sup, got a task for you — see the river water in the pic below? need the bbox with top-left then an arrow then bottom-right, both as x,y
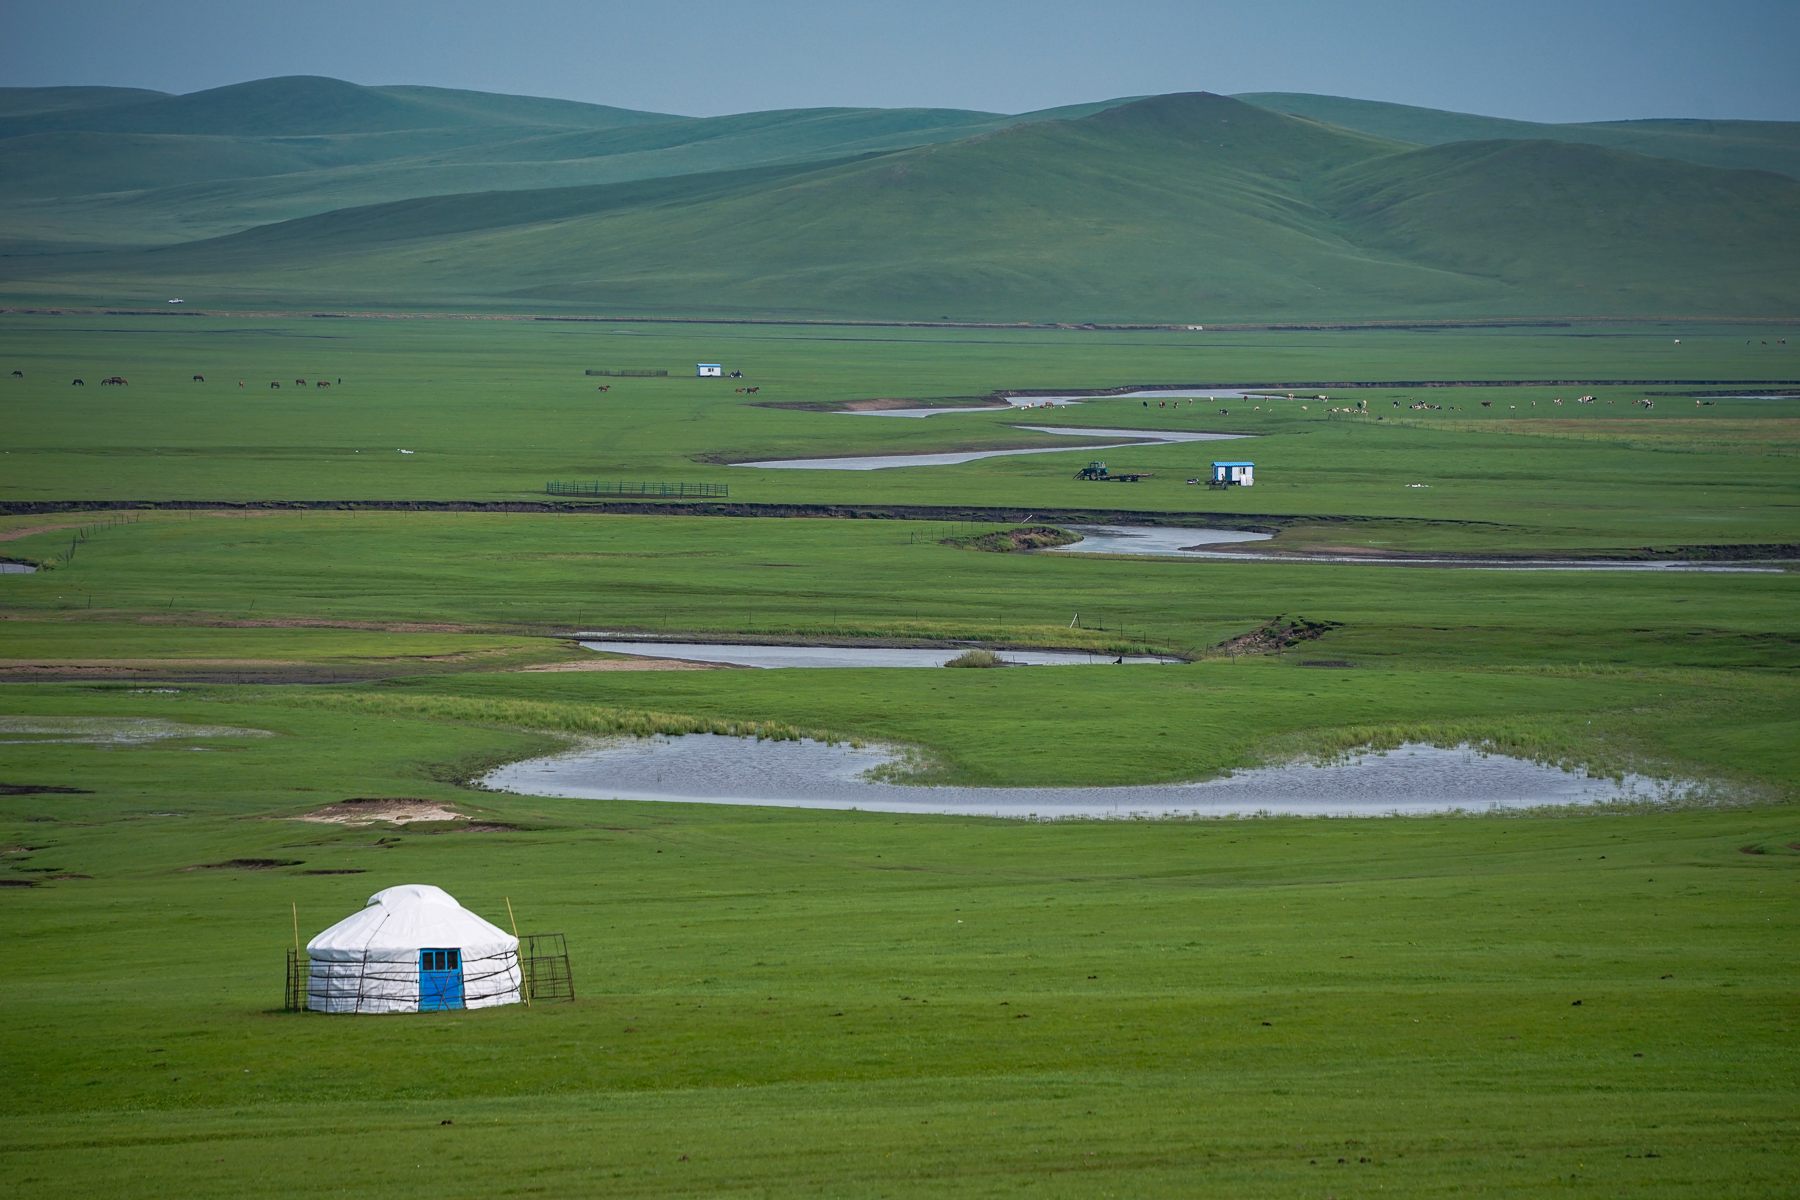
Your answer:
1046,526 -> 1783,571
577,641 -> 1170,667
482,736 -> 1675,818
736,425 -> 1249,470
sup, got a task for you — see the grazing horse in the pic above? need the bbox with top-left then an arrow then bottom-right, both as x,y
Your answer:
295,379 -> 307,386
193,375 -> 205,382
1480,401 -> 1492,407
71,378 -> 84,386
101,376 -> 129,386
315,381 -> 329,388
744,386 -> 759,394
9,370 -> 20,377
595,384 -> 609,391
270,381 -> 281,389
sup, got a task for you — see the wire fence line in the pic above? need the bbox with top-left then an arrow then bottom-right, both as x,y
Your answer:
546,480 -> 729,497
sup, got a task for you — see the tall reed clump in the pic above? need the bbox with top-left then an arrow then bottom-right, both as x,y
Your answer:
944,649 -> 1005,668
260,690 -> 830,743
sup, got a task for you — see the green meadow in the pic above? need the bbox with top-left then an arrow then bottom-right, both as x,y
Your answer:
2,310 -> 1798,1196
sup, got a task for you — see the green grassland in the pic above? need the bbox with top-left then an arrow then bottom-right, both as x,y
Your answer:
1,683 -> 1796,1197
2,153 -> 1798,1194
2,315 -> 1796,552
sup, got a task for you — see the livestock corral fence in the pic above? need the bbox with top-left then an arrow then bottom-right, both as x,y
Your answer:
546,480 -> 730,498
586,368 -> 668,377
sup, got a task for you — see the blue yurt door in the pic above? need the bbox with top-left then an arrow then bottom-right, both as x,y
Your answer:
419,948 -> 465,1011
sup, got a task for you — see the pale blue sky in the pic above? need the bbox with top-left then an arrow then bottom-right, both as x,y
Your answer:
2,0 -> 1795,123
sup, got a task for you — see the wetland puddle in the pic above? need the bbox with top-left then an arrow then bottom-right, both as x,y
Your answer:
577,641 -> 1168,667
483,737 -> 1675,818
0,716 -> 273,744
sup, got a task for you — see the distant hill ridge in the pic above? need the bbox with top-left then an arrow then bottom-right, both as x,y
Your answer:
0,75 -> 684,138
2,80 -> 1795,321
1235,92 -> 1800,181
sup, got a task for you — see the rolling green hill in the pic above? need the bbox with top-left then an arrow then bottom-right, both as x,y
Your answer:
0,75 -> 680,139
3,82 -> 1796,320
1237,92 -> 1800,180
0,77 -> 1136,251
33,91 -> 1796,322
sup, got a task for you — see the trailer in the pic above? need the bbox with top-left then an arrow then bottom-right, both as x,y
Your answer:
1075,460 -> 1154,482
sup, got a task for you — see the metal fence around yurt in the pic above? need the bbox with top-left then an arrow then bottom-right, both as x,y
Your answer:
521,933 -> 576,1003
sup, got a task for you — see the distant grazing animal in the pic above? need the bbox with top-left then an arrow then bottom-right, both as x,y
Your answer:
9,370 -> 20,377
596,384 -> 610,391
315,381 -> 329,388
295,379 -> 307,386
1480,401 -> 1492,407
192,375 -> 204,382
71,378 -> 84,386
101,376 -> 128,386
270,382 -> 280,389
744,386 -> 759,394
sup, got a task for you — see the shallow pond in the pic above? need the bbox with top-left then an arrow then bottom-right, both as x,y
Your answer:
578,641 -> 1168,667
1049,525 -> 1273,556
483,736 -> 1675,818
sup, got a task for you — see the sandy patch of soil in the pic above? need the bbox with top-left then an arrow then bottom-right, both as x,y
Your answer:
0,520 -> 103,542
519,656 -> 732,672
293,798 -> 466,825
134,616 -> 473,632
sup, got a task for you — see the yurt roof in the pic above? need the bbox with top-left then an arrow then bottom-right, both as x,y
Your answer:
307,884 -> 518,962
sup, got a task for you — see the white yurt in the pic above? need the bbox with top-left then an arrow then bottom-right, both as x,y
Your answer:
306,884 -> 522,1014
